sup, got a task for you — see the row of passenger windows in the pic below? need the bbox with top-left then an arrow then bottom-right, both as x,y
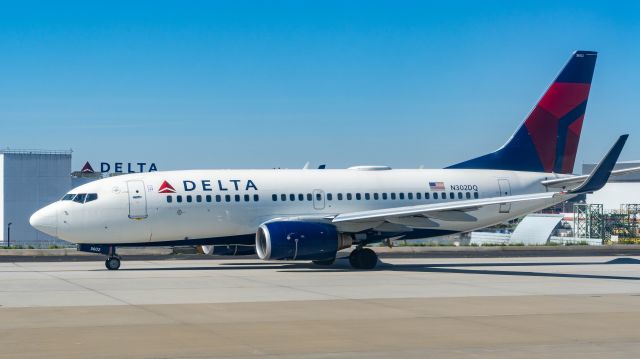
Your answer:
167,194 -> 260,203
61,193 -> 98,204
271,191 -> 479,201
166,191 -> 480,204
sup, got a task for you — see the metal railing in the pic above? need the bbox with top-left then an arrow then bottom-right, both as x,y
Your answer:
0,148 -> 73,156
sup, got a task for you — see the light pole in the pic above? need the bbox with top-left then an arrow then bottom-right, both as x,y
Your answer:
7,222 -> 12,248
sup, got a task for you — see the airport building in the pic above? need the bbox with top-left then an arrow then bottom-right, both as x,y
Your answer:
0,150 -> 72,246
585,161 -> 640,211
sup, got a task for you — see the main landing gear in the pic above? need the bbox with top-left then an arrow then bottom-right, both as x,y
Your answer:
349,247 -> 378,269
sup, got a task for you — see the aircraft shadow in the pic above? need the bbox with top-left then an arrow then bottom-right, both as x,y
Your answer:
278,257 -> 640,281
115,257 -> 640,281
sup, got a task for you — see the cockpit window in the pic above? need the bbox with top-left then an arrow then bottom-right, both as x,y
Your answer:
64,193 -> 98,203
73,193 -> 87,203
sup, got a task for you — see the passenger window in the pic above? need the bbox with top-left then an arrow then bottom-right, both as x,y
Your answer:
187,195 -> 192,203
356,193 -> 361,200
244,194 -> 250,202
425,192 -> 430,199
85,193 -> 98,203
281,194 -> 287,201
298,194 -> 304,201
272,194 -> 278,201
466,192 -> 471,199
206,195 -> 212,202
216,195 -> 222,202
390,193 -> 396,200
408,193 -> 413,200
316,193 -> 322,201
416,193 -> 421,200
290,194 -> 295,201
382,193 -> 387,200
327,193 -> 333,201
365,193 -> 370,200
177,195 -> 183,203
254,194 -> 259,202
235,194 -> 241,202
337,193 -> 343,200
196,195 -> 202,202
399,193 -> 405,200
458,192 -> 463,199
474,192 -> 479,199
166,196 -> 172,203
73,193 -> 87,203
307,193 -> 312,201
449,192 -> 455,199
433,193 -> 438,199
347,193 -> 353,200
373,193 -> 379,200
225,195 -> 231,202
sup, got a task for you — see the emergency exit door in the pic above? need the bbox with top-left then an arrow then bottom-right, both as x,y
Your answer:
127,180 -> 148,219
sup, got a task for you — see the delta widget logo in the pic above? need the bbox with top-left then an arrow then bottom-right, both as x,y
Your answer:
81,161 -> 95,174
158,181 -> 176,194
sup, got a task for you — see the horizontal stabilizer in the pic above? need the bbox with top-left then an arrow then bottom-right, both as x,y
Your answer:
542,165 -> 640,188
569,134 -> 628,194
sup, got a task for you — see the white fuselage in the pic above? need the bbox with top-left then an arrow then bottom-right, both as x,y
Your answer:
30,167 -> 571,245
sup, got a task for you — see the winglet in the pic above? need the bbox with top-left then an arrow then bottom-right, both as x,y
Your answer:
569,134 -> 629,194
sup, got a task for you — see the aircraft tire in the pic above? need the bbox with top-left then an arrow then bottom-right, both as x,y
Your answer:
349,249 -> 362,268
105,257 -> 121,270
357,248 -> 378,269
349,248 -> 378,269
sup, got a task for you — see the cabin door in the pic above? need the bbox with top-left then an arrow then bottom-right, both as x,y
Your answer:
498,179 -> 511,213
127,180 -> 148,219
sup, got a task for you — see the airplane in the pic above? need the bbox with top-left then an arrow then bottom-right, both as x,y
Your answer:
30,50 -> 639,270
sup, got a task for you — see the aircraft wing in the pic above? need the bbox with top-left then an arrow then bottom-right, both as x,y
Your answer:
332,192 -> 560,224
334,135 -> 628,226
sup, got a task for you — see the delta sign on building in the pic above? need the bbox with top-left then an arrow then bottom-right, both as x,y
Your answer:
79,161 -> 158,174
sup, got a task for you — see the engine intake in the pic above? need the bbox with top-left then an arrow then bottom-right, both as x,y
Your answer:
255,221 -> 352,261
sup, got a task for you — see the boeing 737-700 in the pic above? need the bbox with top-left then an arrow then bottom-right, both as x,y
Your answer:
30,50 -> 639,270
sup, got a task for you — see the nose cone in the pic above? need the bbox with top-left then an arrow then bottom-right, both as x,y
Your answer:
30,204 -> 58,237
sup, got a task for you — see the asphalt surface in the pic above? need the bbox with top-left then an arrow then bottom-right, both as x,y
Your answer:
3,245 -> 640,262
1,255 -> 640,358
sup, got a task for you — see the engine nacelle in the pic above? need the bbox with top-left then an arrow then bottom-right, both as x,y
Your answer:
255,221 -> 352,261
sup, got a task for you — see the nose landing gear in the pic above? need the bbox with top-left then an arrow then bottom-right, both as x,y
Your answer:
76,244 -> 122,270
105,256 -> 121,270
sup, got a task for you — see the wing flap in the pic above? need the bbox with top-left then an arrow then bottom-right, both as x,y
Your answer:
332,192 -> 558,224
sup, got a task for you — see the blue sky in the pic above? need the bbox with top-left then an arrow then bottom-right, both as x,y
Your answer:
1,1 -> 638,172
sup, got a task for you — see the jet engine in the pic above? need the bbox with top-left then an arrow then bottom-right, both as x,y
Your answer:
255,221 -> 352,261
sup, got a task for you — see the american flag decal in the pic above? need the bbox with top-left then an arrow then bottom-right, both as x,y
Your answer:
429,181 -> 445,191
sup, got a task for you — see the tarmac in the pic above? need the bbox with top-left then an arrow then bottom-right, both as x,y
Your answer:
1,255 -> 640,358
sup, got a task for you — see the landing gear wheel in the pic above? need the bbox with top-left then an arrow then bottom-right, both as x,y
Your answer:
312,258 -> 336,266
349,248 -> 378,270
105,257 -> 121,270
349,249 -> 362,268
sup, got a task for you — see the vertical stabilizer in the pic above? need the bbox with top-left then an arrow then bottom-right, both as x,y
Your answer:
448,51 -> 597,174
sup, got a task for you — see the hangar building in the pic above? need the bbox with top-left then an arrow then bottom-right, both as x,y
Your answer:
585,161 -> 640,211
0,150 -> 72,246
